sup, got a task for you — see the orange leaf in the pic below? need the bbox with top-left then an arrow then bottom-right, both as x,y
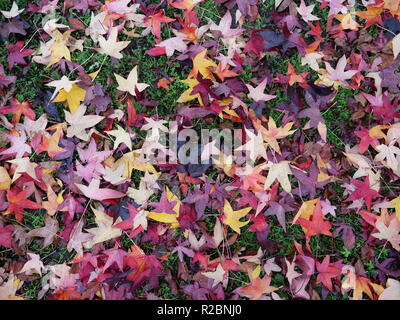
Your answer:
354,6 -> 383,28
157,77 -> 175,89
5,188 -> 41,222
0,98 -> 35,124
382,0 -> 400,15
287,62 -> 309,87
235,274 -> 277,300
215,62 -> 237,82
40,124 -> 67,159
297,198 -> 332,249
56,287 -> 82,300
336,13 -> 362,31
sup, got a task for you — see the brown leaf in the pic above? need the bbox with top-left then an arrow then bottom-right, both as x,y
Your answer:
26,216 -> 59,248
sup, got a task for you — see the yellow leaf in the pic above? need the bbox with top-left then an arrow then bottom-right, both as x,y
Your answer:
132,157 -> 158,174
215,98 -> 233,118
317,156 -> 333,183
52,84 -> 86,114
147,211 -> 178,224
292,198 -> 319,226
41,168 -> 55,175
390,197 -> 400,221
89,69 -> 101,80
219,106 -> 239,119
212,151 -> 234,177
188,49 -> 216,80
251,265 -> 261,279
370,282 -> 385,297
0,167 -> 11,191
114,150 -> 159,178
13,279 -> 20,289
176,78 -> 203,105
222,199 -> 251,234
147,186 -> 181,228
57,189 -> 64,204
316,69 -> 341,90
256,117 -> 296,154
369,125 -> 389,143
48,30 -> 72,67
56,178 -> 63,187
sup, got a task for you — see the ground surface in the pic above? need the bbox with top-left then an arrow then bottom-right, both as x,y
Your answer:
0,0 -> 399,300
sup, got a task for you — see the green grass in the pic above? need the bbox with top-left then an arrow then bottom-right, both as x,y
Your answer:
267,218 -> 304,257
163,252 -> 179,271
22,278 -> 43,300
197,0 -> 223,23
323,87 -> 355,149
22,209 -> 46,230
235,224 -> 259,252
156,282 -> 185,299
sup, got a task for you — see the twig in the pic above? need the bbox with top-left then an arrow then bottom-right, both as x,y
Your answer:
20,29 -> 39,52
0,85 -> 16,108
376,24 -> 397,37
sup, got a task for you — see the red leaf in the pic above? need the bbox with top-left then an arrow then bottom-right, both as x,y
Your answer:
0,221 -> 14,248
0,98 -> 35,124
144,10 -> 175,38
6,41 -> 35,71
